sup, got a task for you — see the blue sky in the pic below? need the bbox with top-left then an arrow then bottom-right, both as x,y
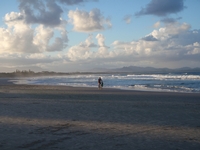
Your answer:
0,0 -> 200,72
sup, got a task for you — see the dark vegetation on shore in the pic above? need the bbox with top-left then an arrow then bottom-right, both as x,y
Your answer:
0,70 -> 92,78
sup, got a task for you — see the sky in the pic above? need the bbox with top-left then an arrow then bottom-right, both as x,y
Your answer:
0,0 -> 200,72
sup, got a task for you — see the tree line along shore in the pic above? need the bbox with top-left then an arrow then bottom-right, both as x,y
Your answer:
0,70 -> 110,78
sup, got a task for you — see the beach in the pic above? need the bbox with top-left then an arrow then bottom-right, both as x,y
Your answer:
0,81 -> 200,149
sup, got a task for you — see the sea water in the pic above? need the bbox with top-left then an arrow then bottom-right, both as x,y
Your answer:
12,72 -> 200,93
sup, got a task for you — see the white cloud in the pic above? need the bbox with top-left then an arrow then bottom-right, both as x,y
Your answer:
67,46 -> 93,61
66,35 -> 96,61
0,16 -> 38,53
96,33 -> 105,47
187,42 -> 200,55
112,40 -> 157,56
79,34 -> 97,48
1,7 -> 200,72
0,12 -> 68,54
66,33 -> 111,61
4,12 -> 23,22
16,0 -> 98,27
111,22 -> 200,64
68,8 -> 112,32
153,21 -> 160,28
151,22 -> 191,41
33,25 -> 54,52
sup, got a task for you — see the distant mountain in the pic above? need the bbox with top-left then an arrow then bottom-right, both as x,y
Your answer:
90,66 -> 200,73
114,66 -> 200,73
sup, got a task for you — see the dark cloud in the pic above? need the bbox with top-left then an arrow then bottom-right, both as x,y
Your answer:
161,17 -> 182,24
161,18 -> 176,23
141,35 -> 158,41
18,0 -> 63,26
135,0 -> 186,17
173,29 -> 200,46
17,0 -> 98,27
58,0 -> 98,5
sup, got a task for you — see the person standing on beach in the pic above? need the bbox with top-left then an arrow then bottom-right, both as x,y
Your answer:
98,77 -> 103,89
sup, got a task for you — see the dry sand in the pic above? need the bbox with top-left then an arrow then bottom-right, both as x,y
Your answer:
0,81 -> 200,149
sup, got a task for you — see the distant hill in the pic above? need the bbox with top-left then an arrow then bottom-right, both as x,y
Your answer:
1,66 -> 200,78
90,66 -> 200,73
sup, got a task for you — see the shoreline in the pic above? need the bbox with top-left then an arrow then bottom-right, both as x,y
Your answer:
1,77 -> 200,94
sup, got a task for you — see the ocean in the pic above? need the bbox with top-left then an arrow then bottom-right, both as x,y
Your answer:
12,72 -> 200,93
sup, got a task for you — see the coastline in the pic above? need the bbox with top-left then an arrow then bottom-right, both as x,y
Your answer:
1,77 -> 200,94
0,82 -> 200,149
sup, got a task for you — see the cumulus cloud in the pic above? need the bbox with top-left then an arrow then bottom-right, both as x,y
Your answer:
112,40 -> 156,56
66,45 -> 93,62
0,17 -> 38,53
95,34 -> 110,56
66,35 -> 96,61
79,34 -> 97,48
1,0 -> 200,71
66,33 -> 110,61
16,0 -> 98,27
4,12 -> 23,22
0,0 -> 101,71
96,33 -> 106,47
111,23 -> 200,65
187,42 -> 200,55
151,22 -> 191,41
71,22 -> 196,69
135,0 -> 186,17
68,8 -> 112,32
18,0 -> 63,27
65,22 -> 200,67
0,12 -> 68,53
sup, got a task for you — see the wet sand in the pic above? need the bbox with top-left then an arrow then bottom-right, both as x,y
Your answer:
0,81 -> 200,149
